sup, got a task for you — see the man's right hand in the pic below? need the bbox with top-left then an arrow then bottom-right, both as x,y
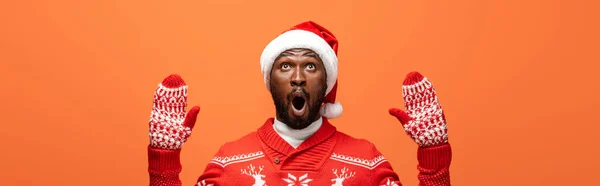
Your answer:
148,74 -> 200,150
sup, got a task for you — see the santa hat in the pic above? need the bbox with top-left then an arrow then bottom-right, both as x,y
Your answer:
260,21 -> 342,119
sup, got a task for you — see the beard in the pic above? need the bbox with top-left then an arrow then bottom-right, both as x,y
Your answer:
270,83 -> 327,130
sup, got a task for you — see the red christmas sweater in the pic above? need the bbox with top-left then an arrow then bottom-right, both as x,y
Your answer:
148,118 -> 452,186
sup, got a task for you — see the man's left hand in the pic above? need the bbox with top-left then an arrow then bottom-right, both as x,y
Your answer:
389,71 -> 449,147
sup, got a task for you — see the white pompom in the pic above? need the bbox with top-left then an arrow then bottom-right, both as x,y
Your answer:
321,102 -> 343,119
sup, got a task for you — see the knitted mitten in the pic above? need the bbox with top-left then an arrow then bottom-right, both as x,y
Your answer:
148,74 -> 200,150
389,72 -> 448,147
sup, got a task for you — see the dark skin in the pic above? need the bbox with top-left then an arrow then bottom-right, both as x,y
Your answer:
269,48 -> 327,130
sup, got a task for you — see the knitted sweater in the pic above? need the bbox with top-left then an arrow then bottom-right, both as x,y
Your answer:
148,118 -> 452,186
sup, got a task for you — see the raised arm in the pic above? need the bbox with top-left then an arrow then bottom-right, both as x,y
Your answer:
371,144 -> 451,186
382,71 -> 452,186
147,74 -> 200,186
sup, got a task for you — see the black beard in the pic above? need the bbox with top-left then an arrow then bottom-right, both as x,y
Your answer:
270,83 -> 326,130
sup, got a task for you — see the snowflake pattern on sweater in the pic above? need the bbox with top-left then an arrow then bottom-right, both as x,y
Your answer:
282,173 -> 312,186
149,118 -> 452,186
196,152 -> 388,186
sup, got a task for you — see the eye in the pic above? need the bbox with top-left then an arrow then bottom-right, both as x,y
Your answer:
306,63 -> 316,70
281,63 -> 291,69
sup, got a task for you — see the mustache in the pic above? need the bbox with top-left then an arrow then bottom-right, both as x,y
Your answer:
287,87 -> 310,100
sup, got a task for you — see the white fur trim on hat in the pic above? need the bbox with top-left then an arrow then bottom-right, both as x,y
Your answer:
320,102 -> 343,119
260,29 -> 338,95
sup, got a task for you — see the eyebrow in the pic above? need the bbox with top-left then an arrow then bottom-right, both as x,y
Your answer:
302,52 -> 318,58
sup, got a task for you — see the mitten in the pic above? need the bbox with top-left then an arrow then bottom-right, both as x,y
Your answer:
148,74 -> 200,150
389,72 -> 448,147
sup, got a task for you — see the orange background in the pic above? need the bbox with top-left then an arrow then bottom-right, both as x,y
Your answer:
1,0 -> 599,185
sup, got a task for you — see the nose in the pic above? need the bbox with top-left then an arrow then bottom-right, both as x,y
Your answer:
291,69 -> 306,87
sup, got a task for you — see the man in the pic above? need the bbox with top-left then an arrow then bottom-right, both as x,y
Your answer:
147,21 -> 452,186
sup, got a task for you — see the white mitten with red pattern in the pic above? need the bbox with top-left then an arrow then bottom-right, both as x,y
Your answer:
149,74 -> 200,150
389,72 -> 449,147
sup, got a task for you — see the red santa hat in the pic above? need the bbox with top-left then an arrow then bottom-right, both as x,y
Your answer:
260,21 -> 342,119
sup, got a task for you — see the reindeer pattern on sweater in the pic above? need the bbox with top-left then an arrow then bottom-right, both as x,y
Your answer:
149,118 -> 452,186
194,149 -> 393,186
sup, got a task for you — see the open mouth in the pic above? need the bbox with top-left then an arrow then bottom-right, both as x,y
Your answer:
290,95 -> 307,117
292,96 -> 306,110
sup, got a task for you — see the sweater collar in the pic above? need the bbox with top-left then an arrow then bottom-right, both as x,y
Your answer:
258,117 -> 336,155
273,117 -> 323,148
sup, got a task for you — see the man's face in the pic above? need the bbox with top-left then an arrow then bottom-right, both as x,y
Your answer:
270,48 -> 327,130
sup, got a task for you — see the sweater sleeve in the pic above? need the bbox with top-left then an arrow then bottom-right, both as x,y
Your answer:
193,157 -> 224,186
148,145 -> 185,186
371,143 -> 452,186
415,143 -> 452,186
148,145 -> 224,186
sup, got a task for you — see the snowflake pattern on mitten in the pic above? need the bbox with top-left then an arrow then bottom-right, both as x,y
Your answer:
389,72 -> 448,147
149,74 -> 199,150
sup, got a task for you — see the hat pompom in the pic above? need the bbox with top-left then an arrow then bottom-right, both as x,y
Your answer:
321,102 -> 343,119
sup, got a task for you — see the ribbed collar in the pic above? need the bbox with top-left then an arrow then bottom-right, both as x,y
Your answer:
273,117 -> 323,149
258,117 -> 336,156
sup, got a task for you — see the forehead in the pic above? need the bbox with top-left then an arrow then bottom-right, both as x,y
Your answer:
276,48 -> 322,62
282,48 -> 315,55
